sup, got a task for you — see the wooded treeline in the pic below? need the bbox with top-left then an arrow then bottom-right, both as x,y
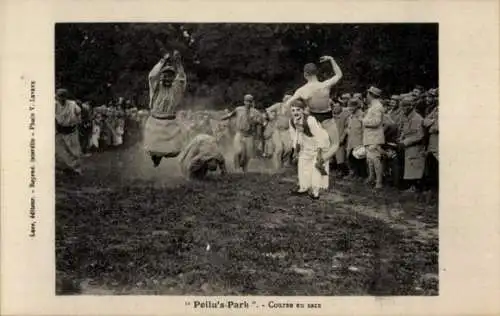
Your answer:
55,23 -> 438,109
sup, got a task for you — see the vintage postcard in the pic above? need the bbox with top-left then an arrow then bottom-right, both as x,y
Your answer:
1,0 -> 499,315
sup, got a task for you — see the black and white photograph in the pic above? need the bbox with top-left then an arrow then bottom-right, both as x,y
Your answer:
54,23 -> 440,296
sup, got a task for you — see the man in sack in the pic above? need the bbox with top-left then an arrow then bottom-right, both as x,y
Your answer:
221,94 -> 262,172
265,92 -> 294,169
178,133 -> 227,180
143,50 -> 188,167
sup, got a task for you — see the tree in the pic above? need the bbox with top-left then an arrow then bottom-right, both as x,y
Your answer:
55,23 -> 438,107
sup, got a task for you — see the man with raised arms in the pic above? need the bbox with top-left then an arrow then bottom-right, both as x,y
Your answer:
284,55 -> 343,169
144,50 -> 188,167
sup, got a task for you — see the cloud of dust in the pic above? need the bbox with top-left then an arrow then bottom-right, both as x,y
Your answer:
111,141 -> 185,186
217,136 -> 278,175
181,96 -> 227,112
106,114 -> 278,185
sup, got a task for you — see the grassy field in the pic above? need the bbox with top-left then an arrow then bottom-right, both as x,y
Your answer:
56,143 -> 438,296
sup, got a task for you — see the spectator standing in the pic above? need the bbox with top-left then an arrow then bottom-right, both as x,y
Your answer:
55,89 -> 82,176
423,88 -> 439,192
332,101 -> 350,178
345,98 -> 366,179
398,96 -> 426,192
362,86 -> 385,189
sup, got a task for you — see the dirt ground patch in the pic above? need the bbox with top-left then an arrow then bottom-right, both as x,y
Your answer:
56,145 -> 438,296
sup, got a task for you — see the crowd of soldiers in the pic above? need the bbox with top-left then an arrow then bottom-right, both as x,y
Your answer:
200,85 -> 440,195
324,86 -> 439,193
55,85 -> 438,196
80,99 -> 146,154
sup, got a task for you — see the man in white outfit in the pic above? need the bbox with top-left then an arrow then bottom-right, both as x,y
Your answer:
284,55 -> 343,177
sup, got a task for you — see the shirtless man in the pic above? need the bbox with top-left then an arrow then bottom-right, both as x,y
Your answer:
265,92 -> 294,169
284,55 -> 343,165
221,94 -> 262,172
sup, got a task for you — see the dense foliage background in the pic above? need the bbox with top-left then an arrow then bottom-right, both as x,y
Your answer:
55,23 -> 438,109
